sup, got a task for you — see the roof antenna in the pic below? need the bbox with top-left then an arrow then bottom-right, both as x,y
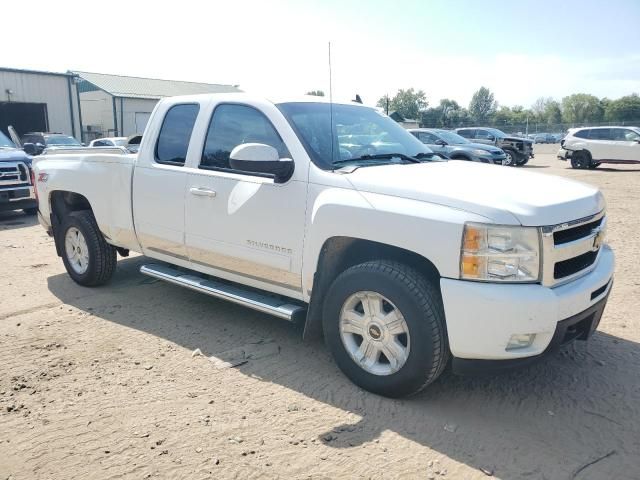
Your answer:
328,41 -> 335,165
353,94 -> 363,104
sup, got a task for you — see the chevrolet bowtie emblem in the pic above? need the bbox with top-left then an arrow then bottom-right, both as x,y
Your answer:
592,227 -> 604,251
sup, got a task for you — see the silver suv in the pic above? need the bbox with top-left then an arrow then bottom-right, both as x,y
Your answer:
558,126 -> 640,169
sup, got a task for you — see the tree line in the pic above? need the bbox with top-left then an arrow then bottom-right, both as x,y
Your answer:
374,87 -> 640,130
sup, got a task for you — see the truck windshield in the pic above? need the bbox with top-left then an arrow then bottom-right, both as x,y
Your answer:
0,131 -> 15,148
277,102 -> 434,169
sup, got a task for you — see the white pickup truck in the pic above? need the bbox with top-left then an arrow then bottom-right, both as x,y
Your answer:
33,94 -> 614,397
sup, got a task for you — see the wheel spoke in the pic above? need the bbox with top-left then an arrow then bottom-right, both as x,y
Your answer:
380,339 -> 408,371
361,294 -> 383,318
341,311 -> 366,336
382,310 -> 407,335
354,339 -> 379,368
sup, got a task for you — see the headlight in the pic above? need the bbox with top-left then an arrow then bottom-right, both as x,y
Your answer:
460,223 -> 540,282
471,149 -> 489,156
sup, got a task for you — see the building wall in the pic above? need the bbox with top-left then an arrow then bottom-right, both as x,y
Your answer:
80,92 -> 157,138
0,69 -> 81,139
117,98 -> 158,136
80,90 -> 115,138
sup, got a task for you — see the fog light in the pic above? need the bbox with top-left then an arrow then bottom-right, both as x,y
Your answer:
506,333 -> 536,350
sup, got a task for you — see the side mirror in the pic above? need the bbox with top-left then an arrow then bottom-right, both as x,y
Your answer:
23,143 -> 37,155
35,143 -> 45,154
229,143 -> 294,183
486,135 -> 495,142
434,139 -> 447,146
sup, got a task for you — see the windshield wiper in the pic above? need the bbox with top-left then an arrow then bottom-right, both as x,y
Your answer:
333,153 -> 421,168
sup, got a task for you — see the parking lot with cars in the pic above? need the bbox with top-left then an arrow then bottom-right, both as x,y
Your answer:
1,144 -> 638,479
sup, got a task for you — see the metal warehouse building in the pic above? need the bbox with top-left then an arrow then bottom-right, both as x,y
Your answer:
74,71 -> 242,141
0,67 -> 82,141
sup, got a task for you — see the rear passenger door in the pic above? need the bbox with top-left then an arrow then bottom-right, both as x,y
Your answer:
133,103 -> 200,260
586,129 -> 611,160
183,102 -> 307,297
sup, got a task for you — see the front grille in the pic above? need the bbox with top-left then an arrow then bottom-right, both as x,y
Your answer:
554,218 -> 602,245
554,250 -> 598,280
541,211 -> 606,286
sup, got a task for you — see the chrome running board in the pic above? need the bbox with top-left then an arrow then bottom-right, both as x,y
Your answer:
140,263 -> 306,322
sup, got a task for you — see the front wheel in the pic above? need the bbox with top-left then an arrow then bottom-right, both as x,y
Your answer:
60,210 -> 117,286
503,149 -> 517,166
323,261 -> 449,397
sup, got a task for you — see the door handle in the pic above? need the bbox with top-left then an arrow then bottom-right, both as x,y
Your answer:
190,187 -> 217,198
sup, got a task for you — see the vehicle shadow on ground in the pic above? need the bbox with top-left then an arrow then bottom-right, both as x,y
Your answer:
520,165 -> 549,169
0,212 -> 38,231
47,257 -> 638,479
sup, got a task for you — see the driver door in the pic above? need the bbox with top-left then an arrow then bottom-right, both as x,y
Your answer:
183,102 -> 307,296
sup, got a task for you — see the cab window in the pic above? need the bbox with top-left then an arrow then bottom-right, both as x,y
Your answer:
155,104 -> 200,166
201,104 -> 289,170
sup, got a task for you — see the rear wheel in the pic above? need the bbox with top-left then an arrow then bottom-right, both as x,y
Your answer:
589,162 -> 601,169
323,261 -> 449,397
60,210 -> 117,286
571,151 -> 591,169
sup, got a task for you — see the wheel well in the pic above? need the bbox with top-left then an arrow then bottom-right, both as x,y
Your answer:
49,191 -> 94,256
575,149 -> 592,160
302,237 -> 441,341
449,154 -> 470,161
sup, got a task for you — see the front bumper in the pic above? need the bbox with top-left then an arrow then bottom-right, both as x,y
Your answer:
0,186 -> 36,212
440,245 -> 614,362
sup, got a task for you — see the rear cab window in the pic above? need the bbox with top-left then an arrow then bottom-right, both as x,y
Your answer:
155,104 -> 200,166
457,129 -> 475,139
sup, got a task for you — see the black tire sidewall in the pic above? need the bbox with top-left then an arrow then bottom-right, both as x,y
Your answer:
503,149 -> 516,166
323,264 -> 445,397
571,151 -> 590,169
59,212 -> 108,286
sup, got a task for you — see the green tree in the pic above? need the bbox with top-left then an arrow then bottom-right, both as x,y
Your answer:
419,99 -> 461,127
561,94 -> 603,124
532,97 -> 554,122
469,87 -> 497,123
605,94 -> 640,122
306,90 -> 325,96
543,100 -> 562,125
377,88 -> 427,120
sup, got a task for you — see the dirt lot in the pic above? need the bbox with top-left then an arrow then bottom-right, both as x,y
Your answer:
1,146 -> 639,480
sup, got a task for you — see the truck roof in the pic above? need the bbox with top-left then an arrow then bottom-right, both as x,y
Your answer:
157,92 -> 369,108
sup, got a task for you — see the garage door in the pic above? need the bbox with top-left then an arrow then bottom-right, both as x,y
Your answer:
135,112 -> 151,134
0,102 -> 48,138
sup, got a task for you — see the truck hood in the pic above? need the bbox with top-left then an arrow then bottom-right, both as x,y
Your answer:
503,136 -> 533,145
0,147 -> 31,165
460,142 -> 503,153
345,161 -> 604,226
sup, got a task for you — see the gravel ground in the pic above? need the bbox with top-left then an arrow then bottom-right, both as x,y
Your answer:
1,146 -> 639,480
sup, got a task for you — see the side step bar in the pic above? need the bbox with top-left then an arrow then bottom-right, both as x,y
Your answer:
140,264 -> 306,322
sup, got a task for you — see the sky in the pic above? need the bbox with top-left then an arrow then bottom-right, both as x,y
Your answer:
3,0 -> 639,109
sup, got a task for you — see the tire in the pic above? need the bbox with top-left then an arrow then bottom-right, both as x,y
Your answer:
59,210 -> 117,286
450,155 -> 471,162
323,261 -> 449,398
570,151 -> 591,169
23,207 -> 38,215
589,162 -> 601,169
503,149 -> 517,166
